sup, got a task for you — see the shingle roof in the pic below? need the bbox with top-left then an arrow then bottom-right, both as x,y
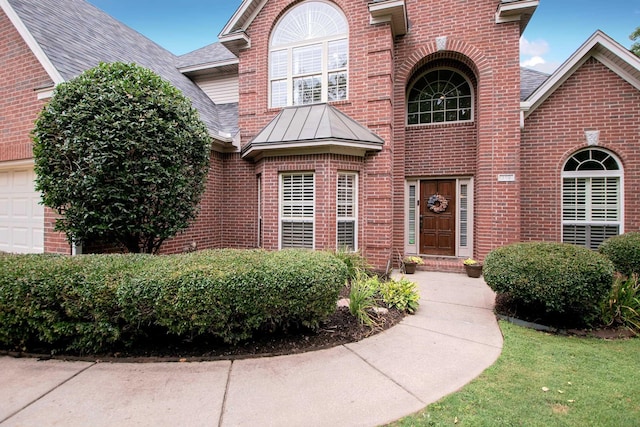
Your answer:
177,43 -> 237,70
6,0 -> 233,137
520,67 -> 550,101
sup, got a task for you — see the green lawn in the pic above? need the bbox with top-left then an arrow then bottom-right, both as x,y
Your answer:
391,321 -> 640,427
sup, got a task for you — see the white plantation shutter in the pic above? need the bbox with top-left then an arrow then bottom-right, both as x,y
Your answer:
281,173 -> 314,248
408,184 -> 416,246
591,177 -> 619,221
562,149 -> 621,250
562,178 -> 587,221
337,173 -> 357,250
459,183 -> 469,248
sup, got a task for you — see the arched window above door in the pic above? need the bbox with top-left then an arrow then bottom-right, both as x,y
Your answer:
407,69 -> 473,125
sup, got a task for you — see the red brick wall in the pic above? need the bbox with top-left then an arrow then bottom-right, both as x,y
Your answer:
43,208 -> 71,254
392,0 -> 522,262
0,9 -> 52,162
256,153 -> 365,251
236,0 -> 396,270
229,0 -> 525,269
521,58 -> 640,241
161,150 -> 226,253
0,9 -> 70,253
220,152 -> 260,248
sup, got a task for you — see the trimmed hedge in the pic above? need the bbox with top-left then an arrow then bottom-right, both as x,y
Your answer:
484,242 -> 614,326
0,249 -> 348,353
599,232 -> 640,276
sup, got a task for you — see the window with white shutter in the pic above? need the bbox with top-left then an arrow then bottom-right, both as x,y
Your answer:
337,173 -> 357,251
280,173 -> 315,248
562,149 -> 622,250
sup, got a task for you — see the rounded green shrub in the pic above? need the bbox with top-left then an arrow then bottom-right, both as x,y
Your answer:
0,249 -> 348,353
484,242 -> 614,326
32,62 -> 211,253
599,232 -> 640,276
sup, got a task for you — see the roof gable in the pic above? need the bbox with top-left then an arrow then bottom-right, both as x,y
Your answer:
219,0 -> 408,55
2,0 -> 235,140
522,30 -> 640,118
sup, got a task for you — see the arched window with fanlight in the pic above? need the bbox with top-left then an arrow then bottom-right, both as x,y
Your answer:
407,69 -> 473,125
562,148 -> 623,250
269,1 -> 348,108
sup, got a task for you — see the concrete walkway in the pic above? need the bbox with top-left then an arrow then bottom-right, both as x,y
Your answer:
0,272 -> 503,427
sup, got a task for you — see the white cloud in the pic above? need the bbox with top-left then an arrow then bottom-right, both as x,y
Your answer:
519,37 -> 560,73
520,37 -> 549,56
521,56 -> 546,68
521,60 -> 562,74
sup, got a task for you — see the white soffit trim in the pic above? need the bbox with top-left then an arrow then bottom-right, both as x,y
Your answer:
521,30 -> 640,118
0,0 -> 64,84
178,58 -> 239,75
218,0 -> 267,51
368,0 -> 408,37
495,0 -> 539,23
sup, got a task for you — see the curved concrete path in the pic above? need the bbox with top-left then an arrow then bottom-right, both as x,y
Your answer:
0,272 -> 503,427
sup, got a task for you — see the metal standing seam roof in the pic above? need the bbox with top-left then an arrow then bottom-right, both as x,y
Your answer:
5,0 -> 237,138
242,104 -> 384,158
250,104 -> 384,144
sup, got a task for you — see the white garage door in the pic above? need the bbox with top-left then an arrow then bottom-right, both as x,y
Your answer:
0,165 -> 44,253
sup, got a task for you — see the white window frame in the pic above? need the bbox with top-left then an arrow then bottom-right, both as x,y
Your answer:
279,172 -> 315,249
457,178 -> 473,258
405,180 -> 418,255
562,149 -> 623,250
269,1 -> 348,108
257,174 -> 262,247
337,172 -> 358,251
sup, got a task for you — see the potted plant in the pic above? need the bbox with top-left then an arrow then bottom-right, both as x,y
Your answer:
403,256 -> 424,274
463,258 -> 483,278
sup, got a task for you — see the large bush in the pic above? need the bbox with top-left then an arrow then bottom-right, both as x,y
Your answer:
484,242 -> 614,326
599,232 -> 640,276
32,62 -> 211,253
0,250 -> 348,353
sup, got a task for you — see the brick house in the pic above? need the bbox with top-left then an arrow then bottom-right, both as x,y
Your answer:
1,0 -> 639,272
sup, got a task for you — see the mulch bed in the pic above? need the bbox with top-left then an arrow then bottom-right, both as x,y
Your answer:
1,306 -> 405,363
494,293 -> 637,340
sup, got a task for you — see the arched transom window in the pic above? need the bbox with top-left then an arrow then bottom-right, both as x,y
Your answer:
270,1 -> 348,108
407,69 -> 472,125
562,148 -> 622,250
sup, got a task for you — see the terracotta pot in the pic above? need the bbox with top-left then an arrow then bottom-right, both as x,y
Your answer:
404,262 -> 417,274
464,264 -> 483,278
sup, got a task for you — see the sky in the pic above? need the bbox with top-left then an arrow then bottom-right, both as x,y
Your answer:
87,0 -> 639,74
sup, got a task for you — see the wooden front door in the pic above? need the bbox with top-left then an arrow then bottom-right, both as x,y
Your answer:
420,180 -> 456,256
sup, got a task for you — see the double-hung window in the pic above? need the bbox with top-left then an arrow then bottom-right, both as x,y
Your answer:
270,1 -> 348,108
337,173 -> 357,251
280,173 -> 315,248
562,148 -> 622,250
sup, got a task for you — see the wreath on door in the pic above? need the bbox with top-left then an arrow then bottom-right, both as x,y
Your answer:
427,194 -> 448,213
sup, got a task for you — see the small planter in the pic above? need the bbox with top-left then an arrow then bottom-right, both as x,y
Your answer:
404,262 -> 417,274
464,263 -> 483,278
